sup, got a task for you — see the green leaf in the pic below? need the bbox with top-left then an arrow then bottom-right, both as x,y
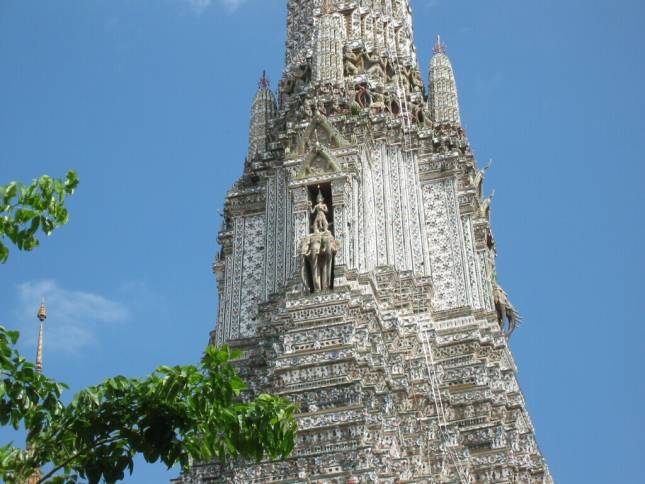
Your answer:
27,216 -> 40,236
3,182 -> 17,203
65,170 -> 79,193
14,209 -> 37,224
41,218 -> 55,236
6,330 -> 19,345
1,172 -> 78,263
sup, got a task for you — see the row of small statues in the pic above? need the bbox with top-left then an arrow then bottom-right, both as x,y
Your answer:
287,84 -> 428,126
281,47 -> 424,99
344,48 -> 424,92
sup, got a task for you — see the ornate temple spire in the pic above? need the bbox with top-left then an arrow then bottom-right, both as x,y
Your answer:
247,71 -> 277,160
181,2 -> 553,482
26,301 -> 48,484
36,300 -> 47,374
428,35 -> 462,126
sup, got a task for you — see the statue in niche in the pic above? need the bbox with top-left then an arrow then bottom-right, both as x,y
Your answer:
309,189 -> 329,233
299,189 -> 339,293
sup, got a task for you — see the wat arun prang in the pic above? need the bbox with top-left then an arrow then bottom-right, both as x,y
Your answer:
179,0 -> 552,482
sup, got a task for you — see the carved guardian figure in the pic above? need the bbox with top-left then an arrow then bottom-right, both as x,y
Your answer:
299,191 -> 338,293
494,283 -> 522,337
309,190 -> 329,233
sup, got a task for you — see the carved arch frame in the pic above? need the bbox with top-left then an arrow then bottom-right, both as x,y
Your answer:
296,113 -> 347,154
297,146 -> 342,178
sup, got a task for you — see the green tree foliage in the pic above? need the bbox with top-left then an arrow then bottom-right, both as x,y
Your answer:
0,171 -> 79,263
0,326 -> 297,483
0,172 -> 297,482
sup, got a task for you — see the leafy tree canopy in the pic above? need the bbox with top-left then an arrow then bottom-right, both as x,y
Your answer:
0,326 -> 296,483
0,171 -> 79,263
1,173 -> 297,482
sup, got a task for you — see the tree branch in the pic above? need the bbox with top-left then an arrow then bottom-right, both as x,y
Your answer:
37,435 -> 119,483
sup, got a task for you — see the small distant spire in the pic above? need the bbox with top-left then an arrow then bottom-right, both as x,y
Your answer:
433,34 -> 446,54
248,70 -> 277,160
36,300 -> 47,374
259,70 -> 270,89
429,34 -> 462,126
26,300 -> 47,483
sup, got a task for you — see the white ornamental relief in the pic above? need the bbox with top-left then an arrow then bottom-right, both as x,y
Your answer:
422,179 -> 468,311
265,177 -> 277,297
238,214 -> 266,338
355,144 -> 428,275
355,174 -> 365,272
361,151 -> 377,271
227,217 -> 246,339
370,147 -> 388,266
478,250 -> 495,311
462,215 -> 484,310
386,147 -> 407,269
275,170 -> 288,290
403,150 -> 427,275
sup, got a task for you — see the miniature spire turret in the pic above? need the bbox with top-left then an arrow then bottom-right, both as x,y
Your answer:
428,35 -> 462,126
247,71 -> 277,161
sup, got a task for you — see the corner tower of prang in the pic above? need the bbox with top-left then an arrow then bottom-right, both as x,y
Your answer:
189,1 -> 552,482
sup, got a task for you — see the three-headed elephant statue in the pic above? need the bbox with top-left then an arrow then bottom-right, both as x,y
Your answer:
299,231 -> 339,293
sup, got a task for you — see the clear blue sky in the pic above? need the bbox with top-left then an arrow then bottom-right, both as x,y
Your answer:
1,0 -> 643,482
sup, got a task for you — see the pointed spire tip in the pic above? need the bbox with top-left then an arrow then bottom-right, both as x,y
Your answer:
433,34 -> 446,54
259,70 -> 270,89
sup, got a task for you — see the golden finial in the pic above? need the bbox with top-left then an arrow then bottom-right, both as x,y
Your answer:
433,34 -> 446,54
37,299 -> 47,322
